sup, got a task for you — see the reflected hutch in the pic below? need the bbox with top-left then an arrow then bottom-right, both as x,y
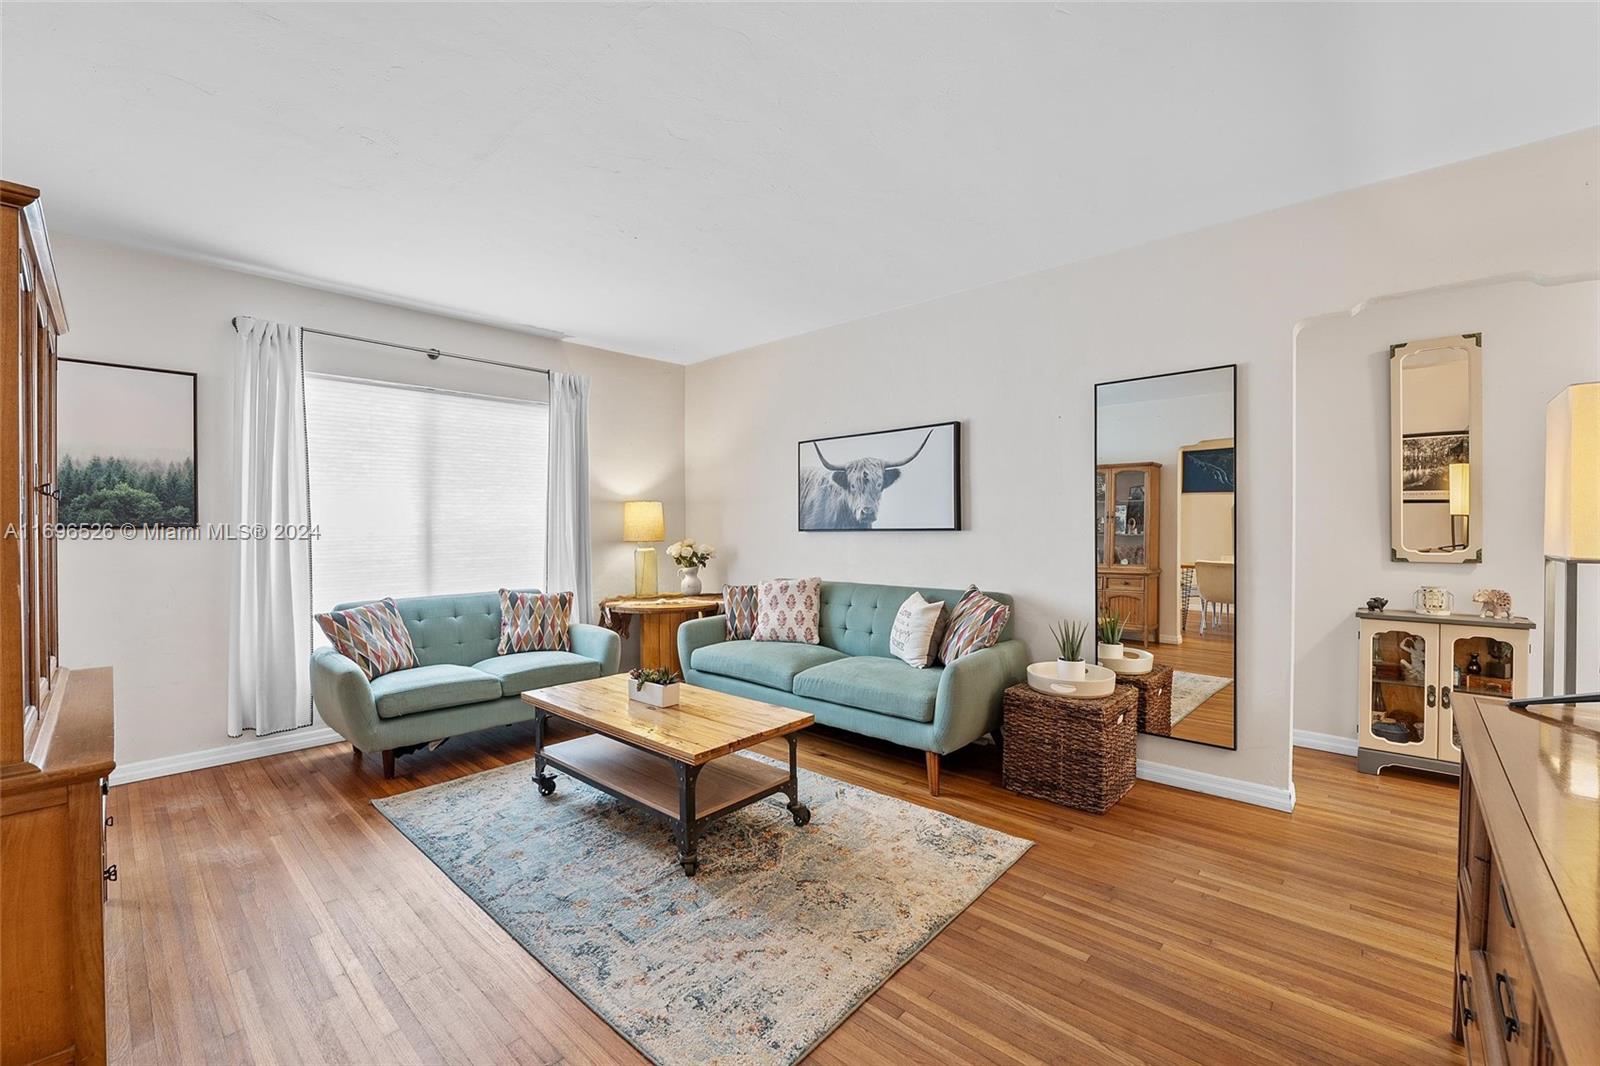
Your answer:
1096,462 -> 1161,644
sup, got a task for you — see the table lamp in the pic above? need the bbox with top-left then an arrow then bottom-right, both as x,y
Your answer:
1512,382 -> 1598,709
622,500 -> 665,597
1448,462 -> 1470,549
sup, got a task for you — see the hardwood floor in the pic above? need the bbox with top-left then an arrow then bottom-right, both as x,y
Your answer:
103,724 -> 1464,1066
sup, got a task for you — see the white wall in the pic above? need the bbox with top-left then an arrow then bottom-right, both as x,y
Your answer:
1293,276 -> 1600,743
52,236 -> 687,769
1098,392 -> 1233,641
684,129 -> 1600,805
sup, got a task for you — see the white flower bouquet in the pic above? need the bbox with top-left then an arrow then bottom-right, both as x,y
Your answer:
666,539 -> 715,568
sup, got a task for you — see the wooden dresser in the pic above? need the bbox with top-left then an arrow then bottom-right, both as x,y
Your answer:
1,180 -> 116,1066
1452,693 -> 1599,1066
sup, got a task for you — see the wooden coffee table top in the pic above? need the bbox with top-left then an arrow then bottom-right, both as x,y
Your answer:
521,674 -> 813,765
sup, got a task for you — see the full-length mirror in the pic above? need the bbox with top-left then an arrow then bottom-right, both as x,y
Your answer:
1095,365 -> 1237,749
1390,334 -> 1483,563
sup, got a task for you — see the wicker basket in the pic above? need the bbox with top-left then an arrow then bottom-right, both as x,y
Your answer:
1116,665 -> 1174,735
1001,683 -> 1137,814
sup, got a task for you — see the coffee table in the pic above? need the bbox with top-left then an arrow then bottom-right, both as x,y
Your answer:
520,674 -> 814,876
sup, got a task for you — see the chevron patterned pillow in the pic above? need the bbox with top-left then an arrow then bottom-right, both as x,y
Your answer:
937,585 -> 1011,664
498,589 -> 574,654
314,597 -> 419,680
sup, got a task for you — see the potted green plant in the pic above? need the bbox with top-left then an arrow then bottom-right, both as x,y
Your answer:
1051,620 -> 1090,681
629,666 -> 683,707
1098,611 -> 1127,663
666,539 -> 716,595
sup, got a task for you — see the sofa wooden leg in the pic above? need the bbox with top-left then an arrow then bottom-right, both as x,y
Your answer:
925,751 -> 941,796
351,745 -> 362,767
381,750 -> 396,779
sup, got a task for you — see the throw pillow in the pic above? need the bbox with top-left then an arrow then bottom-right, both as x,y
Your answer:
314,598 -> 418,681
938,585 -> 1011,664
889,592 -> 946,668
724,584 -> 760,640
498,589 -> 574,653
752,577 -> 822,644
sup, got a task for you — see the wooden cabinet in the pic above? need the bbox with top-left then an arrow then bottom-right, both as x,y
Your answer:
1,181 -> 115,1066
1452,693 -> 1599,1066
1095,463 -> 1160,644
1356,609 -> 1534,776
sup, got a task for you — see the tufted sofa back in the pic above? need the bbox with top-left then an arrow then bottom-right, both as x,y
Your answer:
816,581 -> 1013,659
333,590 -> 538,668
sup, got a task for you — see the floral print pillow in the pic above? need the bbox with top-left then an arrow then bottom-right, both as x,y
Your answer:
752,577 -> 822,644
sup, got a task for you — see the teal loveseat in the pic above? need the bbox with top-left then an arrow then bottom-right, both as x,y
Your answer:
311,590 -> 620,777
678,581 -> 1028,795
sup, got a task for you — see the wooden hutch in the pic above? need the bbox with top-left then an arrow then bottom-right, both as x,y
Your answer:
1,181 -> 115,1066
1095,461 -> 1161,644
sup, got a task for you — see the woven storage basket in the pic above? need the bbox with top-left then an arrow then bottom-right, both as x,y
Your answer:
1117,665 -> 1174,736
1001,683 -> 1137,814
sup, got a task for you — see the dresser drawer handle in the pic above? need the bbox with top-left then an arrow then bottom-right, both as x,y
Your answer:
103,864 -> 117,883
1458,973 -> 1475,1024
1493,971 -> 1520,1041
1498,882 -> 1516,928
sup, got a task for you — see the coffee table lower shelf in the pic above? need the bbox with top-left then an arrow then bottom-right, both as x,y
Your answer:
534,732 -> 810,876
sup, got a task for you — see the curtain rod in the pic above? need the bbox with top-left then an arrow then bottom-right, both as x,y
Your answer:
230,317 -> 551,377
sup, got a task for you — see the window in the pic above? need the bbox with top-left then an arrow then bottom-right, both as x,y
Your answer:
303,373 -> 548,612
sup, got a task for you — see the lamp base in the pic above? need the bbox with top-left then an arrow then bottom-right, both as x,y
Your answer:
633,547 -> 658,597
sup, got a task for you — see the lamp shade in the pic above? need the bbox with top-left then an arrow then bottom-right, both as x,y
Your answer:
1544,382 -> 1600,562
1448,463 -> 1470,517
622,500 -> 665,543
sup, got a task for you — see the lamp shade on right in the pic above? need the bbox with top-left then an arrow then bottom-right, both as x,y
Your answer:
1544,382 -> 1600,562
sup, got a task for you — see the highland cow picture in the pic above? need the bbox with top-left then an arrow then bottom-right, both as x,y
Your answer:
798,421 -> 960,531
57,358 -> 198,527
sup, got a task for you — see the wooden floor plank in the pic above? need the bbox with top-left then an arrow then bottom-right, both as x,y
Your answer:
103,720 -> 1465,1065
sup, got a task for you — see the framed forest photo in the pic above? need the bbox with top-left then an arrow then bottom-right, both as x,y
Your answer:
57,358 -> 198,527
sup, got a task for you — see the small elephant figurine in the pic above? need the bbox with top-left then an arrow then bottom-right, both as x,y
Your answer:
1473,588 -> 1513,620
1365,596 -> 1389,612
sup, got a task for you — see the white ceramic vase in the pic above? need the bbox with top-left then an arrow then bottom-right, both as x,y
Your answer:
679,566 -> 702,595
1057,658 -> 1088,681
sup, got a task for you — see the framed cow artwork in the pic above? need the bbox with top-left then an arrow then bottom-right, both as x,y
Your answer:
798,421 -> 961,531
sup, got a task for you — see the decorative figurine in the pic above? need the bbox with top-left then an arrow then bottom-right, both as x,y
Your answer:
1473,588 -> 1513,620
1365,596 -> 1389,612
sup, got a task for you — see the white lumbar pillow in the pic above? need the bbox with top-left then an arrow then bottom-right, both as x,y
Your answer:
889,592 -> 945,668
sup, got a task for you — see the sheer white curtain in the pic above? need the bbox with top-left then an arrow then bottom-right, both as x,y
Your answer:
228,317 -> 313,736
545,371 -> 593,622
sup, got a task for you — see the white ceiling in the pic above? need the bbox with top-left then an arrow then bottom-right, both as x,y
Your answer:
3,3 -> 1595,363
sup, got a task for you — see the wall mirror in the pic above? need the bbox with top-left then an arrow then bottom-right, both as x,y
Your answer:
1095,365 -> 1237,749
1390,334 -> 1483,563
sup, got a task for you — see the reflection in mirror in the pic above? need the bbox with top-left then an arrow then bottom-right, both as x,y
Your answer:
1390,334 -> 1482,563
1095,365 -> 1237,750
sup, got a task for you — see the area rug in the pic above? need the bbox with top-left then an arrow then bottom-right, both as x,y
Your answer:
373,755 -> 1031,1066
1171,670 -> 1232,724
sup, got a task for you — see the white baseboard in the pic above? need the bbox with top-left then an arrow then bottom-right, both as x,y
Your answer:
1292,729 -> 1359,757
109,726 -> 344,787
1136,758 -> 1297,812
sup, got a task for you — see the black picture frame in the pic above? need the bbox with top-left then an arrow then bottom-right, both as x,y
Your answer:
797,420 -> 961,531
57,358 -> 199,529
1182,446 -> 1236,493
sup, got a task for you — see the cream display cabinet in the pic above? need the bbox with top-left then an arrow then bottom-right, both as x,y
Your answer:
1355,609 -> 1535,776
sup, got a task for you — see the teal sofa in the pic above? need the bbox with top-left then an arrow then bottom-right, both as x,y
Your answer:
311,590 -> 620,777
678,581 -> 1028,795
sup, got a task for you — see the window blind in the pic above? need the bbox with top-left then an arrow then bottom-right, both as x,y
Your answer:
303,372 -> 548,613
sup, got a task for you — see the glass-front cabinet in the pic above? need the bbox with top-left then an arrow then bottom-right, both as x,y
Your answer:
1356,610 -> 1534,776
1094,462 -> 1161,644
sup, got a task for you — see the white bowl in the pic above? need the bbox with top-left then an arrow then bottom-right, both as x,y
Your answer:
1101,647 -> 1155,675
1026,661 -> 1117,698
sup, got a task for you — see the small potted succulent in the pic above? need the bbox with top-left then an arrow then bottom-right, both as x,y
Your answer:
1050,619 -> 1089,681
666,539 -> 716,595
1097,611 -> 1127,663
629,666 -> 683,707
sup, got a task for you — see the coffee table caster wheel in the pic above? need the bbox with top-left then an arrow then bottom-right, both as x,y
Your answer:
790,803 -> 811,827
534,774 -> 556,796
680,858 -> 698,877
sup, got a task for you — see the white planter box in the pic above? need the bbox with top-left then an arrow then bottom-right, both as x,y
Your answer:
632,681 -> 680,708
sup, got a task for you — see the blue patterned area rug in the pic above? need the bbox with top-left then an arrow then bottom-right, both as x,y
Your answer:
374,753 -> 1031,1066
